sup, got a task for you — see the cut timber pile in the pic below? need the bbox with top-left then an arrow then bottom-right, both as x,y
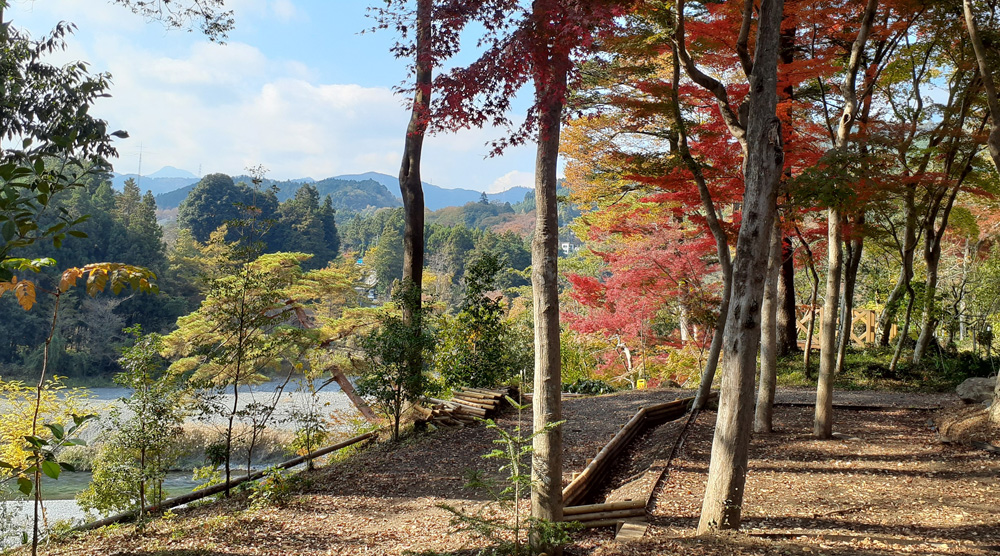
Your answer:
419,387 -> 512,427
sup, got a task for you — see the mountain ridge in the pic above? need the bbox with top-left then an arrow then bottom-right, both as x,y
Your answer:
140,168 -> 532,212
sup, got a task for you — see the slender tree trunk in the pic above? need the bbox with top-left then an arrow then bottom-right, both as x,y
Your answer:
890,283 -> 916,372
879,274 -> 906,346
815,210 -> 842,438
913,242 -> 941,362
529,45 -> 568,555
963,0 -> 1000,173
796,230 -> 819,377
398,0 -> 431,330
915,178 -> 967,361
815,0 -> 880,439
775,13 -> 798,358
777,237 -> 799,355
667,49 -> 733,410
679,304 -> 691,342
697,0 -> 785,532
836,216 -> 864,374
755,220 -> 782,433
877,185 -> 916,346
804,262 -> 819,377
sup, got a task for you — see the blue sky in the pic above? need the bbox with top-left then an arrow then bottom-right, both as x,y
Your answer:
6,0 -> 539,192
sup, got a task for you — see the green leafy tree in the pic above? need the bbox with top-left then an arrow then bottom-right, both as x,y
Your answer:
356,288 -> 434,441
78,325 -> 185,518
368,227 -> 405,299
434,252 -> 532,388
177,174 -> 279,244
163,249 -> 311,494
273,184 -> 340,269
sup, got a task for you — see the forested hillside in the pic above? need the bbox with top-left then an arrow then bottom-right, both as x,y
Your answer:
0,168 -> 554,382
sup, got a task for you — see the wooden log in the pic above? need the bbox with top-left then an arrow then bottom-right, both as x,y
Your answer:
426,397 -> 487,416
448,401 -> 490,415
411,404 -> 433,418
567,508 -> 646,522
73,429 -> 381,532
463,386 -> 506,396
563,499 -> 646,516
452,396 -> 497,409
575,518 -> 629,529
453,389 -> 497,400
452,405 -> 488,417
454,392 -> 499,403
615,520 -> 648,541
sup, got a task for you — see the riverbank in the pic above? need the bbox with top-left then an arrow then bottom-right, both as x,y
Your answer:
36,388 -> 998,555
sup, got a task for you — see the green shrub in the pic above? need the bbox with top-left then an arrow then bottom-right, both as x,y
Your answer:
563,378 -> 618,395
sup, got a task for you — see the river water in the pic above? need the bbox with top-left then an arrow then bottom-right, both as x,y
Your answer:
1,379 -> 355,544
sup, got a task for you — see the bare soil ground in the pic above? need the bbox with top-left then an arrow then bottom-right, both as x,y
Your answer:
40,389 -> 999,556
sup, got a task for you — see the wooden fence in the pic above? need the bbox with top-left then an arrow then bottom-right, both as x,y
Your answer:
797,308 -> 896,349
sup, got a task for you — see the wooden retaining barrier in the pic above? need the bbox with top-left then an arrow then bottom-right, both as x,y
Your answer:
72,429 -> 382,533
561,392 -> 718,533
561,396 -> 696,508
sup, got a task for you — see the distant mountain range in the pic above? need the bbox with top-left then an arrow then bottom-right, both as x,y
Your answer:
120,167 -> 532,213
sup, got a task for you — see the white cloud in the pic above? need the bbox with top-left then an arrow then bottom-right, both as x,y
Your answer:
90,38 -> 409,179
5,0 -> 538,190
487,170 -> 534,193
271,0 -> 300,22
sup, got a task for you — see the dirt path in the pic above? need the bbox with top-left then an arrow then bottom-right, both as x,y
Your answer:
579,400 -> 999,556
41,389 -> 999,556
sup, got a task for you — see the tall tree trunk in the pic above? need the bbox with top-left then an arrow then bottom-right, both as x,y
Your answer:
775,11 -> 798,358
913,235 -> 942,362
816,211 -> 842,438
991,369 -> 1000,425
835,214 -> 865,374
914,140 -> 972,361
668,50 -> 733,411
963,0 -> 1000,172
890,283 -> 916,372
804,260 -> 819,377
398,0 -> 431,329
816,0 -> 880,439
755,220 -> 782,433
696,0 -> 785,532
777,236 -> 799,355
877,184 -> 916,346
796,228 -> 819,377
529,46 -> 568,556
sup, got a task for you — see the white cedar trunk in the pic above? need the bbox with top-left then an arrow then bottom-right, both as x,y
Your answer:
696,0 -> 784,532
530,47 -> 568,555
755,219 -> 782,433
